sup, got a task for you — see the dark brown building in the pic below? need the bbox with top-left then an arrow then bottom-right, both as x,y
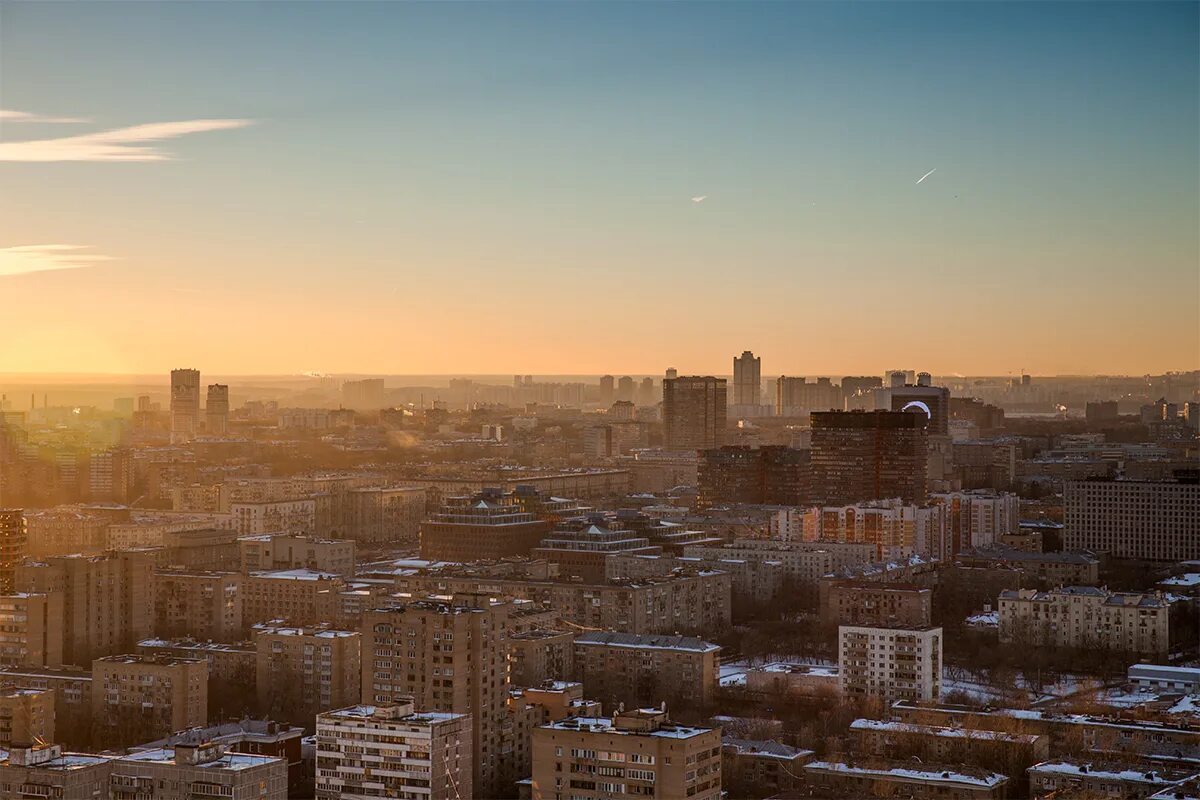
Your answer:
810,410 -> 927,505
663,376 -> 727,451
697,445 -> 810,507
418,488 -> 555,561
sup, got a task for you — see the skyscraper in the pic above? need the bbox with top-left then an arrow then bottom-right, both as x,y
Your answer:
206,384 -> 229,436
170,368 -> 201,443
732,350 -> 761,407
809,410 -> 928,505
0,509 -> 26,594
617,375 -> 635,403
663,376 -> 727,451
599,375 -> 615,405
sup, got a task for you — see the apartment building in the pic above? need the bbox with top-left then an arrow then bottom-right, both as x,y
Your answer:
1026,759 -> 1195,799
231,498 -> 317,536
798,499 -> 948,559
152,569 -> 243,641
838,624 -> 942,702
721,737 -> 812,798
822,581 -> 933,627
930,490 -> 1020,555
530,707 -> 722,800
0,744 -> 113,800
346,486 -> 426,544
315,703 -> 471,800
362,594 -> 512,797
804,760 -> 1009,799
242,569 -> 345,627
255,623 -> 361,722
0,593 -> 64,668
851,718 -> 1048,785
572,632 -> 721,710
0,509 -> 26,595
0,687 -> 55,747
958,546 -> 1100,585
809,410 -> 928,506
681,539 -> 835,588
1064,475 -> 1200,561
510,628 -> 576,687
137,638 -> 256,686
23,506 -> 112,558
91,655 -> 208,747
392,569 -> 732,635
238,533 -> 356,576
998,586 -> 1175,656
138,719 -> 305,795
0,667 -> 92,747
15,551 -> 154,666
109,742 -> 287,800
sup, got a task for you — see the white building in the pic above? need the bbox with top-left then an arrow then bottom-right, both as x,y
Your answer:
838,624 -> 942,703
315,703 -> 471,800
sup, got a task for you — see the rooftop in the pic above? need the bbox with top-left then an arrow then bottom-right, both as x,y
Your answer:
574,631 -> 720,654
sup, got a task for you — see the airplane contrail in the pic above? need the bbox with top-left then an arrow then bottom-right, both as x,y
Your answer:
691,195 -> 708,203
916,168 -> 936,185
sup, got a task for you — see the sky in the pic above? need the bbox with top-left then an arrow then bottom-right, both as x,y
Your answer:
1,1 -> 1197,377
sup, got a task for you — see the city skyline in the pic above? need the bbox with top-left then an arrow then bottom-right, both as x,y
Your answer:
1,1 -> 1197,376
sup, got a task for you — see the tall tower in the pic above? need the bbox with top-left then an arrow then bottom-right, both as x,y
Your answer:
170,369 -> 201,443
0,509 -> 26,594
205,384 -> 229,436
732,350 -> 762,408
662,376 -> 727,451
599,375 -> 615,405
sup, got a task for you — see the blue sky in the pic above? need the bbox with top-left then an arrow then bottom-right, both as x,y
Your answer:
1,1 -> 1196,375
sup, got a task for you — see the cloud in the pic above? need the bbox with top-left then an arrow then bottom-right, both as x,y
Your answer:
0,109 -> 90,124
0,245 -> 115,277
0,118 -> 253,162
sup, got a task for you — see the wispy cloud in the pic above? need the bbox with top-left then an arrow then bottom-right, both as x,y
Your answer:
0,245 -> 114,277
0,109 -> 90,124
0,118 -> 253,162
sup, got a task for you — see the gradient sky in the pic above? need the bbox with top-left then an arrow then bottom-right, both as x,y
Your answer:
1,1 -> 1197,376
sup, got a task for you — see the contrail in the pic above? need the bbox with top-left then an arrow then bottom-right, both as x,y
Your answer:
916,168 -> 936,185
691,195 -> 708,203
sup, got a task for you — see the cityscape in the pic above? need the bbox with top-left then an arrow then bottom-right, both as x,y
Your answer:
1,2 -> 1198,800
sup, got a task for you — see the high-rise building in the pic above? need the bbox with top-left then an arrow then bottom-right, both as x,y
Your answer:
776,376 -> 842,416
599,375 -> 615,406
809,411 -> 928,505
152,569 -> 244,642
1064,473 -> 1200,561
255,623 -> 361,722
170,368 -> 201,443
341,378 -> 385,410
665,367 -> 677,380
616,376 -> 635,403
361,594 -> 512,797
572,632 -> 720,710
637,376 -> 655,406
0,509 -> 26,594
205,384 -> 229,436
697,445 -> 810,507
0,593 -> 64,668
91,655 -> 208,747
732,350 -> 761,407
315,704 -> 472,800
15,551 -> 155,666
531,707 -> 722,800
0,686 -> 55,748
876,381 -> 952,437
112,744 -> 288,799
663,376 -> 726,451
838,624 -> 942,702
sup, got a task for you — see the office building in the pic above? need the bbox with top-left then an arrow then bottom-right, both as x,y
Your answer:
531,707 -> 721,800
91,655 -> 208,747
572,632 -> 720,710
206,383 -> 230,436
315,703 -> 471,800
362,594 -> 512,797
810,410 -> 928,505
663,376 -> 726,451
170,368 -> 201,443
255,623 -> 361,722
998,586 -> 1175,655
838,624 -> 942,702
418,488 -> 555,562
532,517 -> 662,583
1064,474 -> 1200,561
697,445 -> 810,507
